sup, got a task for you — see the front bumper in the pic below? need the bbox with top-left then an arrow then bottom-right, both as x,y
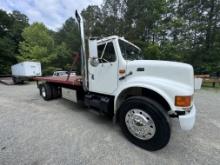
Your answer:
178,105 -> 196,130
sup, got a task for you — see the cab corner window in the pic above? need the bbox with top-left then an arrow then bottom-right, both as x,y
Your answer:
97,42 -> 116,63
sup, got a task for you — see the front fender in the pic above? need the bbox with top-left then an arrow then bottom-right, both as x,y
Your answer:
113,76 -> 194,113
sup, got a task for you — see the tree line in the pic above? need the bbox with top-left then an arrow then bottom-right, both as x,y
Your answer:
0,9 -> 81,75
0,0 -> 220,75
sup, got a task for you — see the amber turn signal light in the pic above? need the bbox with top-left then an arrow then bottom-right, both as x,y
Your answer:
175,96 -> 191,107
119,69 -> 126,74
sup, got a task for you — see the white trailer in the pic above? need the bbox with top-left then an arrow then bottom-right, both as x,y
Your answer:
11,61 -> 41,84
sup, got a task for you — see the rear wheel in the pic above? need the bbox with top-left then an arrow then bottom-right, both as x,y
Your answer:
40,83 -> 52,100
119,96 -> 171,151
51,85 -> 61,98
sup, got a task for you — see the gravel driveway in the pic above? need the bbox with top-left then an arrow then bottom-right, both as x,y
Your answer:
0,83 -> 219,165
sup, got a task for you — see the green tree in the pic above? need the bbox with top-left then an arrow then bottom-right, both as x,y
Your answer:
55,17 -> 80,52
81,5 -> 103,37
18,23 -> 56,74
124,0 -> 166,42
52,42 -> 72,70
0,9 -> 28,75
54,17 -> 81,72
10,10 -> 29,54
0,10 -> 15,74
174,0 -> 220,72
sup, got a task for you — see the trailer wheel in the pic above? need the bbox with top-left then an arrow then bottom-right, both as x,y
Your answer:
12,77 -> 21,84
20,80 -> 24,84
12,77 -> 18,84
12,77 -> 24,84
119,96 -> 171,151
40,83 -> 52,100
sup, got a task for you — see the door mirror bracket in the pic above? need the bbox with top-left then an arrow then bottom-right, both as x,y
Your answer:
90,58 -> 99,67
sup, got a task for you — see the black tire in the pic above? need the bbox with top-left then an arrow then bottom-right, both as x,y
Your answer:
51,85 -> 61,98
12,77 -> 24,84
119,96 -> 171,151
40,83 -> 52,100
20,80 -> 24,84
12,77 -> 18,84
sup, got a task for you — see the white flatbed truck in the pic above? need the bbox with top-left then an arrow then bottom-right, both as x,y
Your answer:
34,11 -> 196,151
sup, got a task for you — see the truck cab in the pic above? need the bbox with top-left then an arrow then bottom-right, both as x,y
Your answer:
85,34 -> 196,150
88,36 -> 195,123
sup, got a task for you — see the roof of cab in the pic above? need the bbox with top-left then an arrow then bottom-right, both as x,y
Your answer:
96,35 -> 119,44
95,35 -> 141,50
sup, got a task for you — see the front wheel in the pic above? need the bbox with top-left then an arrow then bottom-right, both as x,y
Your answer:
119,96 -> 171,151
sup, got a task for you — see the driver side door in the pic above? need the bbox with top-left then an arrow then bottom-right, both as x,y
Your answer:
88,41 -> 118,94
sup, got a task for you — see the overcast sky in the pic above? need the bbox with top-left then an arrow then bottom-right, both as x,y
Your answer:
0,0 -> 103,31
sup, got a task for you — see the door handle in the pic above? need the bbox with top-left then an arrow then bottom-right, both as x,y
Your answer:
91,74 -> 94,80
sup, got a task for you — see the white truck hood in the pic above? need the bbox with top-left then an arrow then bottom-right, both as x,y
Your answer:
126,60 -> 194,88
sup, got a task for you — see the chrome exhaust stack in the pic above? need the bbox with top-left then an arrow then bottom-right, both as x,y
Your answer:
75,10 -> 88,91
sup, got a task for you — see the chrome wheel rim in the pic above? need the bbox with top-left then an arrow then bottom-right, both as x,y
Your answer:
125,109 -> 156,140
41,87 -> 46,97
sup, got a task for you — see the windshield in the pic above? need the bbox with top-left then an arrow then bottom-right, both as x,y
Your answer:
119,39 -> 143,60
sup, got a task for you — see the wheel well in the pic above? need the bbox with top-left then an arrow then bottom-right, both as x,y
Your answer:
116,87 -> 171,115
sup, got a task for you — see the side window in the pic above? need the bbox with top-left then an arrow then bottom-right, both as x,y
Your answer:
97,42 -> 116,63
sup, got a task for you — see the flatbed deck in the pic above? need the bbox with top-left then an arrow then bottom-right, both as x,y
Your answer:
34,75 -> 82,86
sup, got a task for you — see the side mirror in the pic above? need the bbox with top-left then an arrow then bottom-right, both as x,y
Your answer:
89,39 -> 99,67
89,39 -> 98,59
